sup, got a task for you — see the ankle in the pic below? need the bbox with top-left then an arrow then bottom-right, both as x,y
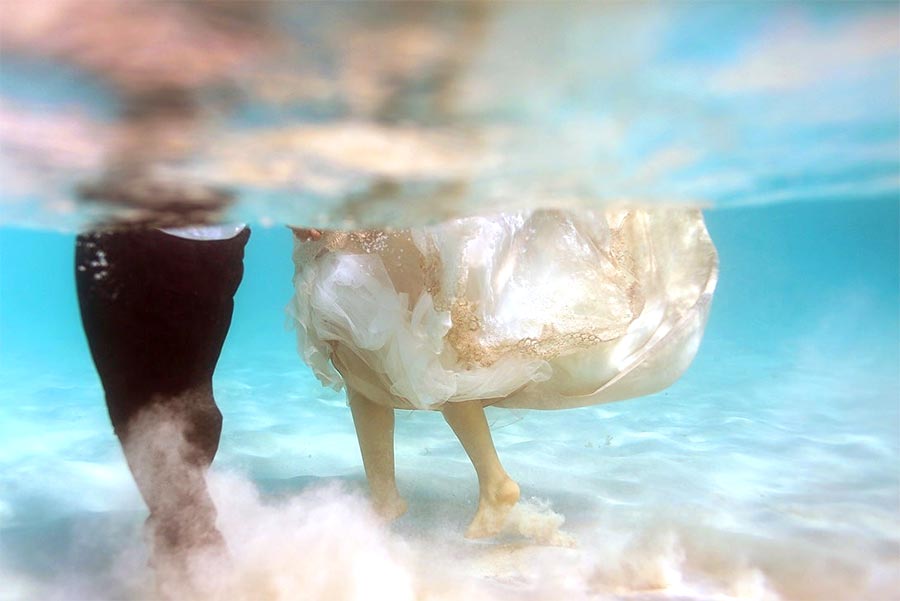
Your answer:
370,480 -> 399,499
480,473 -> 518,498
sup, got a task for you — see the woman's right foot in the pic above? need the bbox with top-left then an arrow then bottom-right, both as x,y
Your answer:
465,476 -> 520,539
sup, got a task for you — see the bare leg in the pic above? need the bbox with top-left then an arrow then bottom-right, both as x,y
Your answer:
348,389 -> 408,521
442,400 -> 520,538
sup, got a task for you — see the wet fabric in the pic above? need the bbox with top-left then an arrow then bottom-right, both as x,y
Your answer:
288,209 -> 717,410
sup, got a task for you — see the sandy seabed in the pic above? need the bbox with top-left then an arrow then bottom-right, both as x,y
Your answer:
1,338 -> 897,601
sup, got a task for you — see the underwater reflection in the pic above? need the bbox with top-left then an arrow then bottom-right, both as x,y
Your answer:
1,2 -> 897,228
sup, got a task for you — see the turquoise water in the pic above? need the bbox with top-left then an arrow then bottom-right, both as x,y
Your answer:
1,198 -> 897,599
1,2 -> 899,599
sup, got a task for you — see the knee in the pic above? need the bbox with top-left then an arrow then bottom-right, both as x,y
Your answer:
182,391 -> 223,468
117,387 -> 223,469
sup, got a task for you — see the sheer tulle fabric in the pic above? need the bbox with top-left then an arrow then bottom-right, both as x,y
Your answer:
287,208 -> 718,410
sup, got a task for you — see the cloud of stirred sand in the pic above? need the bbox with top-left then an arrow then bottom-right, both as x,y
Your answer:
99,467 -> 786,601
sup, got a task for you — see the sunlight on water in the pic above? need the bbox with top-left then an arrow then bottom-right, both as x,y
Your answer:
0,3 -> 897,229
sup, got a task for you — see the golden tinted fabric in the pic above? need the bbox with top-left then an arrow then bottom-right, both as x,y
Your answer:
288,208 -> 718,410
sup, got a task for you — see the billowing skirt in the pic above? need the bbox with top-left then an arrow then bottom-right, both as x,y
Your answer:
287,208 -> 718,410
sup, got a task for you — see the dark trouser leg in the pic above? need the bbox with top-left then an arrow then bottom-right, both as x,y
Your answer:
75,227 -> 249,563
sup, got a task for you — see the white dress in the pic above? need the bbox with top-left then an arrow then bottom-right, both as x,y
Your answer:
287,208 -> 718,411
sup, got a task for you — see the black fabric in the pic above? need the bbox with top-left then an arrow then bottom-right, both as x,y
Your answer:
75,227 -> 250,556
76,228 -> 249,436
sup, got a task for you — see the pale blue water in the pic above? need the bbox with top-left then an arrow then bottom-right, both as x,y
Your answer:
1,198 -> 897,599
1,3 -> 899,600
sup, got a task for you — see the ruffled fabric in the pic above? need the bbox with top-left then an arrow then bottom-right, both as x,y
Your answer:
287,208 -> 717,410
